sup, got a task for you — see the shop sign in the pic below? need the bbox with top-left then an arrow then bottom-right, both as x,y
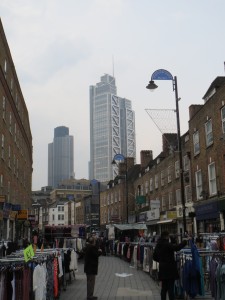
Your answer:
3,203 -> 12,219
146,208 -> 160,221
17,209 -> 28,220
195,201 -> 219,221
176,205 -> 194,218
167,211 -> 177,219
0,195 -> 5,203
12,204 -> 21,211
150,200 -> 160,210
138,212 -> 146,222
9,211 -> 17,220
136,195 -> 146,204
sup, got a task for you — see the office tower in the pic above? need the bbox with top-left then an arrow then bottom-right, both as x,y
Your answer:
89,74 -> 136,182
48,126 -> 74,188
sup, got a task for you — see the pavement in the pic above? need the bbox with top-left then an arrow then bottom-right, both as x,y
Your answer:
59,254 -> 161,300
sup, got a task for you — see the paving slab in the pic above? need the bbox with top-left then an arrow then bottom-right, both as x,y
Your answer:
60,255 -> 161,300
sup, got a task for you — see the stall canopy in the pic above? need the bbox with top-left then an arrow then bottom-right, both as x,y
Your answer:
113,223 -> 147,230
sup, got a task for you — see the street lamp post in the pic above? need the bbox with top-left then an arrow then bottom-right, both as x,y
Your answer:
146,69 -> 187,234
112,154 -> 129,223
90,179 -> 101,230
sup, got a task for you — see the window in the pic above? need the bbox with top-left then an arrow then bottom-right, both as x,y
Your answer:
4,59 -> 7,76
162,195 -> 166,211
169,191 -> 173,209
8,145 -> 11,168
14,123 -> 17,143
52,215 -> 55,221
58,214 -> 64,220
183,155 -> 190,171
185,185 -> 192,202
0,174 -> 3,188
167,166 -> 172,183
115,192 -> 118,203
208,162 -> 217,196
10,78 -> 13,92
9,112 -> 12,133
7,181 -> 10,202
176,189 -> 181,205
193,131 -> 200,155
16,159 -> 19,178
1,134 -> 5,160
161,171 -> 165,186
2,96 -> 6,120
13,154 -> 16,174
175,161 -> 180,178
58,206 -> 64,212
221,106 -> 225,133
205,119 -> 213,147
149,178 -> 153,191
4,59 -> 7,73
145,180 -> 149,194
154,174 -> 158,189
195,170 -> 202,200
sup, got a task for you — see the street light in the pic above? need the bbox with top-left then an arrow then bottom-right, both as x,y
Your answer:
146,69 -> 187,234
112,154 -> 129,223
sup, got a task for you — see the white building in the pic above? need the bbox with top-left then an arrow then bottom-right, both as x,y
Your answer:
89,74 -> 136,182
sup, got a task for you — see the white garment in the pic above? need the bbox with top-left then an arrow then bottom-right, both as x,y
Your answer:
108,225 -> 115,240
133,245 -> 138,269
11,272 -> 15,300
58,256 -> 63,278
69,249 -> 78,271
77,238 -> 82,251
33,263 -> 47,300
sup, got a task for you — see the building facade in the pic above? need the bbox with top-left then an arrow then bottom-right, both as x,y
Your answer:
0,19 -> 33,240
189,76 -> 225,233
48,126 -> 74,188
89,74 -> 136,182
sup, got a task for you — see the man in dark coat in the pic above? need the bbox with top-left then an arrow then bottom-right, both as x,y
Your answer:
84,237 -> 102,300
153,231 -> 188,300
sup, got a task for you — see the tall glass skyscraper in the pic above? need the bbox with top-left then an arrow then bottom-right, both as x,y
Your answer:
89,74 -> 136,182
48,126 -> 74,188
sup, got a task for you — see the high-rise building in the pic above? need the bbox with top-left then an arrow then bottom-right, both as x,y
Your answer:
89,74 -> 136,182
48,126 -> 74,188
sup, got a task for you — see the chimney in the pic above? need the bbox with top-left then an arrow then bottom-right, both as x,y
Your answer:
189,104 -> 203,120
140,150 -> 153,168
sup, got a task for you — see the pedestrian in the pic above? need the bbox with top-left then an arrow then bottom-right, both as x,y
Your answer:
153,231 -> 188,300
84,236 -> 102,300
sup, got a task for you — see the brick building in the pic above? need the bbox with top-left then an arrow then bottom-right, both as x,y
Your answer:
0,19 -> 33,240
189,76 -> 225,233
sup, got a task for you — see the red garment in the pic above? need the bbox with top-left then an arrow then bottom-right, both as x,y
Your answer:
53,257 -> 58,297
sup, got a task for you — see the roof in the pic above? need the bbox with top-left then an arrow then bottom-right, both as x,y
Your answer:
203,76 -> 225,100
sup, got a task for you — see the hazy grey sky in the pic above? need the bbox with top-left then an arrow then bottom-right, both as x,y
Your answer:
1,0 -> 225,190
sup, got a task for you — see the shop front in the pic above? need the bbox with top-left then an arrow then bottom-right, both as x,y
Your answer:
146,208 -> 160,236
195,200 -> 220,233
157,211 -> 177,235
218,198 -> 225,231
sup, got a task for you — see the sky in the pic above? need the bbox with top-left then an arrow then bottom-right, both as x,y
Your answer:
1,0 -> 225,190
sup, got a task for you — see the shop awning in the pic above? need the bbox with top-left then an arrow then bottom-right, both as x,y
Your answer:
146,220 -> 159,226
113,223 -> 147,230
157,219 -> 175,224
